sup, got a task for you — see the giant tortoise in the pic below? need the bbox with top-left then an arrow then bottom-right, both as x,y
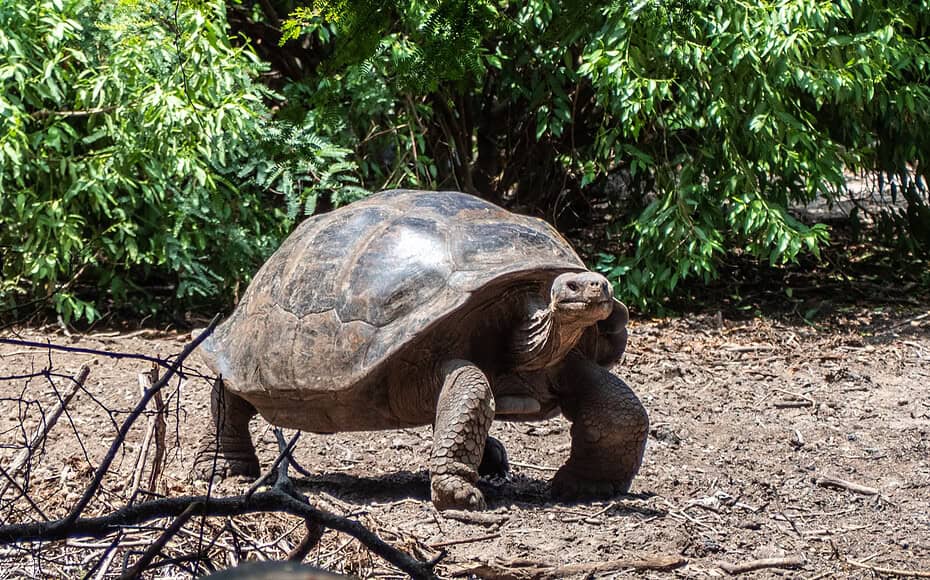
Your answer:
195,189 -> 648,510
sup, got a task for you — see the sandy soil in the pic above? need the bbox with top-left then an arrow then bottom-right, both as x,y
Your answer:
0,306 -> 928,578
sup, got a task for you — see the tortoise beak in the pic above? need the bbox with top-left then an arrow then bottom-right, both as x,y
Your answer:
552,272 -> 613,316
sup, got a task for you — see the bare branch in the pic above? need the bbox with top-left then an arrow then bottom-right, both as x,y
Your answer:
0,488 -> 437,579
63,315 -> 220,526
0,365 -> 90,499
0,338 -> 173,370
119,501 -> 200,579
718,555 -> 806,575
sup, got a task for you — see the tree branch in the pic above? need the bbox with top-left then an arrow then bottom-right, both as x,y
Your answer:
0,338 -> 175,369
0,488 -> 437,579
62,315 -> 220,526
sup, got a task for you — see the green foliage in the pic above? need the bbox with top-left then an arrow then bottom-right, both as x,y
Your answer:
4,0 -> 927,321
282,0 -> 497,90
275,14 -> 447,190
239,118 -> 368,219
0,0 -> 364,322
579,1 -> 928,305
280,0 -> 929,310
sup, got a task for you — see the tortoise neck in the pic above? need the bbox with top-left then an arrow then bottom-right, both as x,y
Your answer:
510,301 -> 587,371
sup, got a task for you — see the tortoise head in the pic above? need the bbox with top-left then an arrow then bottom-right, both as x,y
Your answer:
550,271 -> 614,327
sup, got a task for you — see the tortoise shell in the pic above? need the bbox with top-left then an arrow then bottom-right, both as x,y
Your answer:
199,189 -> 586,396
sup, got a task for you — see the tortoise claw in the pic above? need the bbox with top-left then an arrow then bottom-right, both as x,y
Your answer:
431,474 -> 487,511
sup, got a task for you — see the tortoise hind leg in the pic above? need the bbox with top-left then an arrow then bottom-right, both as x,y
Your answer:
430,360 -> 495,510
194,378 -> 260,480
478,435 -> 509,478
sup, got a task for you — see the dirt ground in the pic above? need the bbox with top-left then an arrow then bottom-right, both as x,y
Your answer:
0,304 -> 928,578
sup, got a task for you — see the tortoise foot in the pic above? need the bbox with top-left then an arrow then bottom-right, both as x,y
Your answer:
551,466 -> 630,501
431,474 -> 487,511
193,439 -> 260,482
478,436 -> 510,478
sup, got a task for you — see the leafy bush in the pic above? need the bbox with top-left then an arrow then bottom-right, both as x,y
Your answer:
0,0 -> 361,322
280,0 -> 930,309
579,0 -> 928,304
4,0 -> 927,321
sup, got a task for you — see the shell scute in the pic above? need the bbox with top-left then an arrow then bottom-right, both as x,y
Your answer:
273,205 -> 393,318
335,215 -> 454,328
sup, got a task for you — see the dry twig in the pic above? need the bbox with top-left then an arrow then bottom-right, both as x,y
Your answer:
451,554 -> 686,578
429,531 -> 501,549
0,364 -> 90,499
718,555 -> 806,575
128,365 -> 164,500
846,559 -> 930,578
814,476 -> 879,496
440,510 -> 510,527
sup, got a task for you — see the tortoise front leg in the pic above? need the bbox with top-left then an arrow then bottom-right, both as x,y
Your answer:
577,298 -> 629,367
551,353 -> 648,499
430,360 -> 495,510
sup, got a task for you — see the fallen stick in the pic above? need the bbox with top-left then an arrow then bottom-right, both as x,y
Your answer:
440,509 -> 510,527
718,555 -> 806,575
128,367 -> 160,501
542,555 -> 686,577
509,460 -> 558,472
773,400 -> 813,409
721,344 -> 776,352
883,311 -> 930,333
451,554 -> 686,578
847,558 -> 930,578
0,364 -> 90,499
148,366 -> 167,494
814,476 -> 879,496
429,531 -> 501,549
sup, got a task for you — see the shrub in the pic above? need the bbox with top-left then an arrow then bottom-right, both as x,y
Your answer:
280,0 -> 930,309
0,0 -> 361,322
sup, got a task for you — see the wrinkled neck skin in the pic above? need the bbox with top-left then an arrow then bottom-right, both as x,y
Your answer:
510,298 -> 589,372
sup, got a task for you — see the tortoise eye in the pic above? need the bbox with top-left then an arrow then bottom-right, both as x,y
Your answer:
566,281 -> 579,292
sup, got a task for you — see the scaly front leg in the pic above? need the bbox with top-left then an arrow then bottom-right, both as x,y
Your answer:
551,353 -> 648,499
430,360 -> 495,510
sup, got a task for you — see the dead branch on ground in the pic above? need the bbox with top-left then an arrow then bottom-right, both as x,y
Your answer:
814,476 -> 880,496
846,558 -> 930,578
718,555 -> 806,575
450,554 -> 686,578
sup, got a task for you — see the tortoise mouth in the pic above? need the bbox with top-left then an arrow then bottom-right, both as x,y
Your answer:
556,297 -> 610,311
